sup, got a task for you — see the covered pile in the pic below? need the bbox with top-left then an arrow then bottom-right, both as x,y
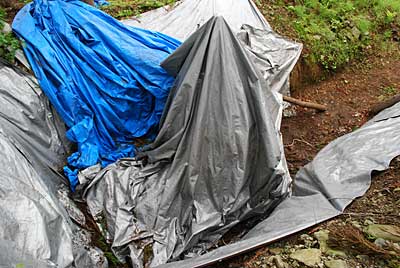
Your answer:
12,0 -> 181,190
84,16 -> 294,267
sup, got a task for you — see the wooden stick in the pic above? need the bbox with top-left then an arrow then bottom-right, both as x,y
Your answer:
370,95 -> 400,115
81,0 -> 95,6
283,95 -> 327,112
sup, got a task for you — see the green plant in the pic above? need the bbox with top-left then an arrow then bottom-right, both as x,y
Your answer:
258,0 -> 400,71
102,0 -> 176,19
0,8 -> 21,63
378,85 -> 398,100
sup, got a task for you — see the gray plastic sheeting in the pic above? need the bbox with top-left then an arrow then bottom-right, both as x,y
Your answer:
123,0 -> 270,41
0,61 -> 107,268
123,0 -> 300,98
159,103 -> 400,268
83,16 -> 301,267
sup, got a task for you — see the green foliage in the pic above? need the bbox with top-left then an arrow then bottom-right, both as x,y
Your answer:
378,85 -> 398,100
261,0 -> 400,70
102,0 -> 176,19
0,8 -> 21,63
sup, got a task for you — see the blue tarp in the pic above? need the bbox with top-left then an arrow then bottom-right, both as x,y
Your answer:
12,0 -> 181,190
94,0 -> 109,7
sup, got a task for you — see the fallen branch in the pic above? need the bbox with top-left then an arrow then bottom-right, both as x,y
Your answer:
283,96 -> 327,112
370,94 -> 400,115
328,225 -> 400,257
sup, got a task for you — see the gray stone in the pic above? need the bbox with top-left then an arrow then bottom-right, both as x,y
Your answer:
269,248 -> 283,255
314,230 -> 346,257
351,27 -> 361,39
366,224 -> 400,242
1,22 -> 11,34
290,249 -> 321,267
374,238 -> 388,248
270,255 -> 289,268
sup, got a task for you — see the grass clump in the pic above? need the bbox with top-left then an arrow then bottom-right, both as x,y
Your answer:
256,0 -> 400,71
102,0 -> 176,19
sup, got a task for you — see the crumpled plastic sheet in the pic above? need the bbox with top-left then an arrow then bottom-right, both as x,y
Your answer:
12,0 -> 181,190
158,103 -> 400,268
123,0 -> 300,97
0,61 -> 107,268
82,16 -> 300,267
123,0 -> 270,41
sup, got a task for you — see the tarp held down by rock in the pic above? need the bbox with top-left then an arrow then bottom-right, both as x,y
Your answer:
0,61 -> 107,268
12,0 -> 181,190
83,16 -> 296,267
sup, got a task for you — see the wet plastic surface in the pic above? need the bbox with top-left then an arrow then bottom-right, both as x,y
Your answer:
0,61 -> 107,267
83,16 -> 300,267
12,0 -> 181,190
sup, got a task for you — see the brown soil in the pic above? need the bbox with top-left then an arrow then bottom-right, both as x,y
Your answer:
212,49 -> 400,268
0,0 -> 24,23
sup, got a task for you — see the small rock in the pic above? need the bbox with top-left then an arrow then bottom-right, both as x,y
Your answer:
366,224 -> 400,242
301,234 -> 315,248
290,249 -> 321,267
356,255 -> 369,262
314,230 -> 346,257
325,260 -> 348,268
326,249 -> 347,257
314,230 -> 329,252
364,219 -> 374,226
374,238 -> 388,248
351,27 -> 361,39
1,22 -> 11,34
270,255 -> 289,268
269,248 -> 283,255
351,221 -> 362,229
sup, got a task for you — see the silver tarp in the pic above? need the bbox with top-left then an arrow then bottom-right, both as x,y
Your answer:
0,61 -> 107,268
123,0 -> 300,97
4,0 -> 399,267
158,102 -> 400,268
83,16 -> 298,267
123,0 -> 270,41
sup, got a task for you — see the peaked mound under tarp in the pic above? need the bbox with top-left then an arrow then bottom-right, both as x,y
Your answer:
12,0 -> 181,190
84,16 -> 292,267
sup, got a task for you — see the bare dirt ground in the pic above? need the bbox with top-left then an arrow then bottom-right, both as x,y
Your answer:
212,50 -> 400,268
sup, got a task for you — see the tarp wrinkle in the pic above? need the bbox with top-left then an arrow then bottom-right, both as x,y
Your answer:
12,0 -> 181,191
0,61 -> 108,268
83,15 -> 297,267
6,1 -> 398,268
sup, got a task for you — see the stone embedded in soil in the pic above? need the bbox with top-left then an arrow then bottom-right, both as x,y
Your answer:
366,224 -> 400,242
314,230 -> 329,252
269,248 -> 283,255
314,230 -> 346,257
374,238 -> 388,248
324,260 -> 348,268
268,255 -> 289,268
290,248 -> 321,267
